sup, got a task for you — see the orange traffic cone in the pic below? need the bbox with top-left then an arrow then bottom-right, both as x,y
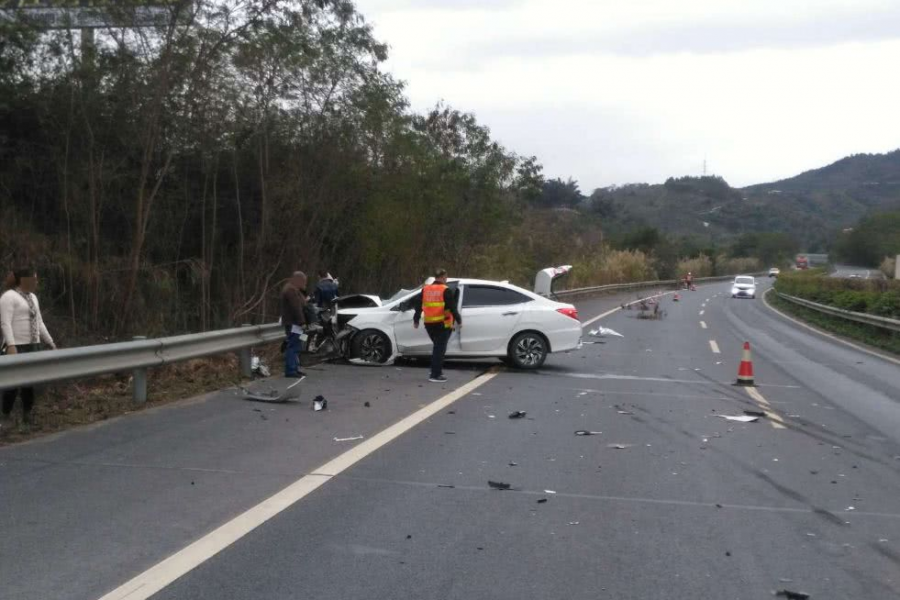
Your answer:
736,342 -> 754,386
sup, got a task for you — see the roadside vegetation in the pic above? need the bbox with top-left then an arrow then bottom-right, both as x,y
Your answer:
770,271 -> 900,356
774,271 -> 900,318
832,211 -> 900,269
768,293 -> 900,356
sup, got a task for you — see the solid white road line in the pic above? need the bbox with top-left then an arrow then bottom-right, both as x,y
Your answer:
96,372 -> 499,600
700,321 -> 708,329
709,340 -> 721,354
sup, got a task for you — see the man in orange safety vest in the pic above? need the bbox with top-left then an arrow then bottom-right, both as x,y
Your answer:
414,269 -> 462,383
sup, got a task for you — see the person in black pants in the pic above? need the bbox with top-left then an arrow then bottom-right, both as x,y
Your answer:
1,267 -> 57,428
413,269 -> 462,383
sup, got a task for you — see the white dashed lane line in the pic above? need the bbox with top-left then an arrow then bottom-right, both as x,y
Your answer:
700,321 -> 708,329
709,340 -> 721,354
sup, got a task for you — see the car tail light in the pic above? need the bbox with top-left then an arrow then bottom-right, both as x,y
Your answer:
557,307 -> 579,321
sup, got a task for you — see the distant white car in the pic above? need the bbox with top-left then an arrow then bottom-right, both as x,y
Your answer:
337,278 -> 583,369
768,267 -> 780,278
731,276 -> 757,299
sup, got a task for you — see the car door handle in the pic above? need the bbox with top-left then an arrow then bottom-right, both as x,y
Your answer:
502,311 -> 519,316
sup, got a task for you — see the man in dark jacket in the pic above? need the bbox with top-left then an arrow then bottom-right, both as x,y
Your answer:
413,269 -> 462,383
313,270 -> 339,307
281,271 -> 308,380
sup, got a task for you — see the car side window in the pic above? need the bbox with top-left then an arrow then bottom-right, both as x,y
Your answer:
397,292 -> 421,312
462,285 -> 531,308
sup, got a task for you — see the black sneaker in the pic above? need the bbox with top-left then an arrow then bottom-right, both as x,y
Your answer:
429,375 -> 448,383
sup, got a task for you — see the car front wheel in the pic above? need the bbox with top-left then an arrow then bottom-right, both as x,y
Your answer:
508,331 -> 548,370
351,329 -> 392,364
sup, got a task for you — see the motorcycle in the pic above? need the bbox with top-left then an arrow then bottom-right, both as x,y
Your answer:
304,302 -> 352,360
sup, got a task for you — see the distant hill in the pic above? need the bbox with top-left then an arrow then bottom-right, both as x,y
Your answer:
589,149 -> 900,251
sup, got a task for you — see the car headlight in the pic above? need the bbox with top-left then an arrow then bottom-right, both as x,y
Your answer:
731,287 -> 739,294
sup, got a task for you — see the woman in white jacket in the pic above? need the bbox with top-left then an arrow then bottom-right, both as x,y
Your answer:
1,267 -> 56,425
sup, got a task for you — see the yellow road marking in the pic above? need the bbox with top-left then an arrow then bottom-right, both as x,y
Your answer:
744,386 -> 786,429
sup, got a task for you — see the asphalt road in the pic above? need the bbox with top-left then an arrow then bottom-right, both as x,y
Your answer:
831,264 -> 880,279
3,281 -> 900,600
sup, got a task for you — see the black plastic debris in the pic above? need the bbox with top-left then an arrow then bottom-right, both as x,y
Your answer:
744,410 -> 767,418
537,498 -> 548,504
488,480 -> 511,490
508,462 -> 518,467
437,484 -> 455,489
509,411 -> 527,419
774,591 -> 810,600
313,395 -> 328,411
364,401 -> 371,407
406,535 -> 412,540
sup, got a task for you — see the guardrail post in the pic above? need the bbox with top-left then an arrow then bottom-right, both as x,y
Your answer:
239,324 -> 253,378
132,336 -> 148,403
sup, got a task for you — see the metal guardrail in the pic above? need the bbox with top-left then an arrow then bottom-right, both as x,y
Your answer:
0,323 -> 283,401
774,292 -> 900,333
554,274 -> 751,300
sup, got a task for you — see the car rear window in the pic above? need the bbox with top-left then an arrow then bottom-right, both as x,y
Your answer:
735,277 -> 754,284
462,285 -> 531,307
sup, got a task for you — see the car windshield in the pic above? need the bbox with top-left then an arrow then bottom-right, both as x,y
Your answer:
735,277 -> 754,285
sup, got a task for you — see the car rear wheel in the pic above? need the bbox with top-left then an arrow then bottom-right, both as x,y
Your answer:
507,332 -> 548,370
351,329 -> 392,364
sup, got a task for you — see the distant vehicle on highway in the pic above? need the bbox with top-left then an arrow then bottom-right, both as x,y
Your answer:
796,255 -> 809,270
337,278 -> 583,369
768,267 -> 780,278
731,276 -> 757,299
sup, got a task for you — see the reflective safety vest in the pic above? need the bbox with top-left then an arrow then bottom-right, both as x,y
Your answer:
422,284 -> 453,328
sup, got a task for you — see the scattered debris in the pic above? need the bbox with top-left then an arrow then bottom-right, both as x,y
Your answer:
406,534 -> 412,540
508,411 -> 527,419
774,590 -> 810,600
364,401 -> 371,407
444,431 -> 456,435
568,522 -> 580,526
716,415 -> 759,423
251,356 -> 271,378
313,395 -> 328,411
617,410 -> 634,415
589,327 -> 624,338
488,480 -> 512,490
537,498 -> 548,504
508,462 -> 518,467
575,430 -> 602,436
437,484 -> 455,489
744,410 -> 767,418
544,490 -> 557,494
334,435 -> 364,442
845,506 -> 855,511
607,443 -> 634,449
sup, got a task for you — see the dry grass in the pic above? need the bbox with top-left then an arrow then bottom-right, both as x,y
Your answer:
568,249 -> 658,288
677,255 -> 713,278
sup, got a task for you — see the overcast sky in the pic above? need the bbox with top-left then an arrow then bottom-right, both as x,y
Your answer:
354,0 -> 900,190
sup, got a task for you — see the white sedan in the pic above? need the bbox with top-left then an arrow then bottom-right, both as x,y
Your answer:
731,276 -> 757,299
337,278 -> 583,369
